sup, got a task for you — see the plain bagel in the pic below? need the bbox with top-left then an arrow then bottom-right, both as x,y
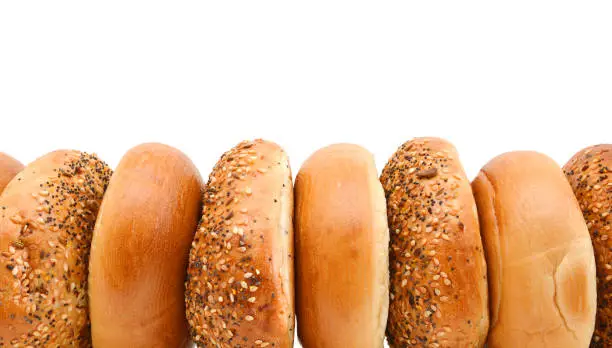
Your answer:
0,150 -> 112,347
294,144 -> 389,348
88,143 -> 203,347
185,139 -> 294,348
0,152 -> 23,194
472,151 -> 597,347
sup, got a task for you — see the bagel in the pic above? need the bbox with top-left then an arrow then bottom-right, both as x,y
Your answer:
294,143 -> 389,348
380,137 -> 488,347
185,139 -> 294,348
0,150 -> 111,347
0,152 -> 23,194
473,151 -> 596,347
564,144 -> 612,347
88,143 -> 203,347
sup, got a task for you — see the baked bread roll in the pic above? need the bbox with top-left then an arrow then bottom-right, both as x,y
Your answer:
564,144 -> 612,347
380,137 -> 488,347
0,150 -> 112,347
0,152 -> 23,194
185,139 -> 294,348
89,143 -> 203,347
472,151 -> 597,348
295,144 -> 389,348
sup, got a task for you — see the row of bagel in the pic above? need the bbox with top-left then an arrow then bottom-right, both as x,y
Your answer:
0,138 -> 609,348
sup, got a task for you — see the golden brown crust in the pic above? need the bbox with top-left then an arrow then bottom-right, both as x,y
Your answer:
473,151 -> 596,348
185,139 -> 294,348
0,153 -> 23,194
563,144 -> 612,347
380,137 -> 488,348
0,150 -> 112,347
294,144 -> 389,348
89,143 -> 203,347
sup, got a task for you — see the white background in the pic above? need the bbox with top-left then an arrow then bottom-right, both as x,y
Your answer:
1,2 -> 611,347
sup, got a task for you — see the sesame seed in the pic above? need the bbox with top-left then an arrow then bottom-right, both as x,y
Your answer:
245,315 -> 254,321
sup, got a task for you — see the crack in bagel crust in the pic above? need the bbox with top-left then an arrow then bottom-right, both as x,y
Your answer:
0,151 -> 112,347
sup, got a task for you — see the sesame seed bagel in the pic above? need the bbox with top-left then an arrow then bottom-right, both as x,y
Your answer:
563,144 -> 612,347
473,151 -> 596,348
295,144 -> 389,348
380,137 -> 488,348
0,150 -> 112,347
0,153 -> 23,194
89,143 -> 203,347
185,139 -> 294,348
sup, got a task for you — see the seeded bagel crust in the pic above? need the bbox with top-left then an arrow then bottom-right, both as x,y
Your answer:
89,143 -> 203,347
0,153 -> 23,194
294,144 -> 389,348
564,144 -> 612,347
185,139 -> 294,348
473,151 -> 596,348
0,150 -> 112,347
380,137 -> 489,348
